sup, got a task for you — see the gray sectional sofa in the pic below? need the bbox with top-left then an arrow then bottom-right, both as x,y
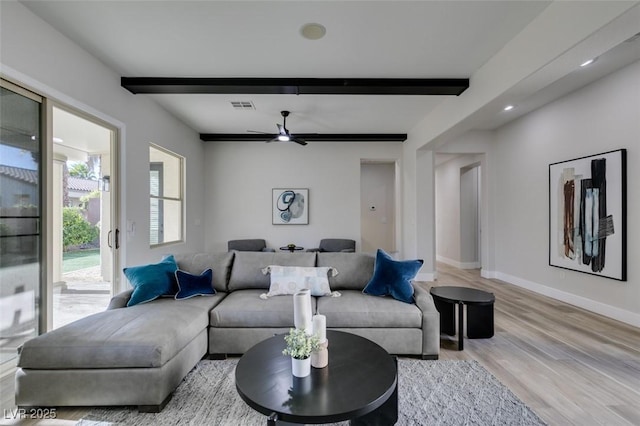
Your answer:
15,251 -> 440,411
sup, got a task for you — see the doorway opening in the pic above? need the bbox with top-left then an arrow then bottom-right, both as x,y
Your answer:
435,154 -> 482,271
459,163 -> 481,269
360,160 -> 397,255
51,106 -> 117,329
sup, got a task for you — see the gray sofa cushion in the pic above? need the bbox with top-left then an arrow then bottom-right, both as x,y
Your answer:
228,252 -> 316,291
317,290 -> 422,328
173,251 -> 234,292
210,289 -> 317,328
107,289 -> 134,310
18,295 -> 226,369
316,252 -> 375,290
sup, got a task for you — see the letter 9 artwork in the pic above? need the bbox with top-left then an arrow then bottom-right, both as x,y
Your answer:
549,149 -> 626,281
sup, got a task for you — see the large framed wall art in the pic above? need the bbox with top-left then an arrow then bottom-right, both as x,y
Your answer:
272,188 -> 309,225
549,149 -> 627,281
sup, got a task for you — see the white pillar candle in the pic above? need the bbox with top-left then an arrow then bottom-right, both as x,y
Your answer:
313,314 -> 326,342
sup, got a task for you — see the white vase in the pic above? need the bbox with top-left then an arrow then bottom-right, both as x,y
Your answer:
291,357 -> 311,377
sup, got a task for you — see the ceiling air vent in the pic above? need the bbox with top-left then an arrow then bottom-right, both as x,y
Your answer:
230,101 -> 255,110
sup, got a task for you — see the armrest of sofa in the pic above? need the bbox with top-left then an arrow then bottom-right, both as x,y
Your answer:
107,289 -> 134,310
413,283 -> 440,359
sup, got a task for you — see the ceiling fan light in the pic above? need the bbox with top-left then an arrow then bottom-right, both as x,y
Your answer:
278,135 -> 290,142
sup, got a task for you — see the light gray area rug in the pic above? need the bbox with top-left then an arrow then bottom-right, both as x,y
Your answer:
78,359 -> 545,426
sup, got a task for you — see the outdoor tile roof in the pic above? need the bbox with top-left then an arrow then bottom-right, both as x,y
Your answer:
68,177 -> 99,192
0,165 -> 99,192
0,165 -> 38,184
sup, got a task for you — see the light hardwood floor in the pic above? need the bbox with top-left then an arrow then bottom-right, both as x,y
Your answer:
1,263 -> 639,425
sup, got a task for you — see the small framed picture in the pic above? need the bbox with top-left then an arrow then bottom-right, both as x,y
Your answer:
272,188 -> 309,225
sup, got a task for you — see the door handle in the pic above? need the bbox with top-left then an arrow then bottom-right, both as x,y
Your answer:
107,230 -> 112,248
115,229 -> 120,249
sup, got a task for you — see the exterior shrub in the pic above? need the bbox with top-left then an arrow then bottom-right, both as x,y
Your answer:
62,207 -> 99,250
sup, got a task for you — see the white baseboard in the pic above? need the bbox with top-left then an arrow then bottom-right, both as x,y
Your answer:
436,255 -> 480,270
494,271 -> 640,328
480,269 -> 497,279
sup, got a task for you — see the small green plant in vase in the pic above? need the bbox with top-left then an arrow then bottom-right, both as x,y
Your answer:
283,328 -> 320,359
283,328 -> 320,377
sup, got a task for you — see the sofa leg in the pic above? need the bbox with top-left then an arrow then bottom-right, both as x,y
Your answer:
421,354 -> 439,360
138,393 -> 172,413
208,353 -> 227,360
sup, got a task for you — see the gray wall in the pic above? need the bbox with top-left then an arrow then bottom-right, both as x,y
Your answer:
436,60 -> 639,325
491,60 -> 639,324
202,141 -> 402,253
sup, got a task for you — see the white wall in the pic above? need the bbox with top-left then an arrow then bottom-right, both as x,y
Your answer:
203,141 -> 402,253
0,2 -> 206,291
491,60 -> 640,325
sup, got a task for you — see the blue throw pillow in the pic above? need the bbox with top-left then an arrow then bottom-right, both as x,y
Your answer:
175,269 -> 215,300
363,249 -> 423,304
124,255 -> 178,306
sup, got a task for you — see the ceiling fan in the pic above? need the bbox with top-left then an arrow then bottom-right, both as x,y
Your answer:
249,111 -> 308,146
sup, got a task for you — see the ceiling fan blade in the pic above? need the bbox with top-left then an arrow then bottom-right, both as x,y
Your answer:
276,123 -> 289,136
247,130 -> 271,134
291,137 -> 307,146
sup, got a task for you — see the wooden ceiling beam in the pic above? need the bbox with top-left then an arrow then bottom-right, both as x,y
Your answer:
122,77 -> 469,96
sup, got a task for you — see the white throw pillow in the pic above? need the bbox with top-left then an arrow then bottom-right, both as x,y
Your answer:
260,265 -> 340,298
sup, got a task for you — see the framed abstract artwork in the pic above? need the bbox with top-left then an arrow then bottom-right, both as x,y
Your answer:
272,188 -> 309,225
549,149 -> 626,281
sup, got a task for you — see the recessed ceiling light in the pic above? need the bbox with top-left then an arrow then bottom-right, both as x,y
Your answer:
503,105 -> 515,111
300,23 -> 326,40
580,58 -> 596,67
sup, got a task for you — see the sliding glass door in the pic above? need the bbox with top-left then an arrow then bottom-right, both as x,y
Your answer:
0,80 -> 43,366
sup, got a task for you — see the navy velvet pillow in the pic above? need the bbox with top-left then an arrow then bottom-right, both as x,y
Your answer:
175,269 -> 215,300
124,255 -> 178,306
363,249 -> 423,304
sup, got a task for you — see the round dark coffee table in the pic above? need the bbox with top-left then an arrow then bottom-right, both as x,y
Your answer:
235,330 -> 397,425
430,286 -> 495,351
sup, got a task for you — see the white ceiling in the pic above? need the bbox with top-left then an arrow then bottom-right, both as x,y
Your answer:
53,106 -> 112,161
21,1 -> 640,140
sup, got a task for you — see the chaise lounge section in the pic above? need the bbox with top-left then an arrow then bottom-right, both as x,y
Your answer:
15,252 -> 234,412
